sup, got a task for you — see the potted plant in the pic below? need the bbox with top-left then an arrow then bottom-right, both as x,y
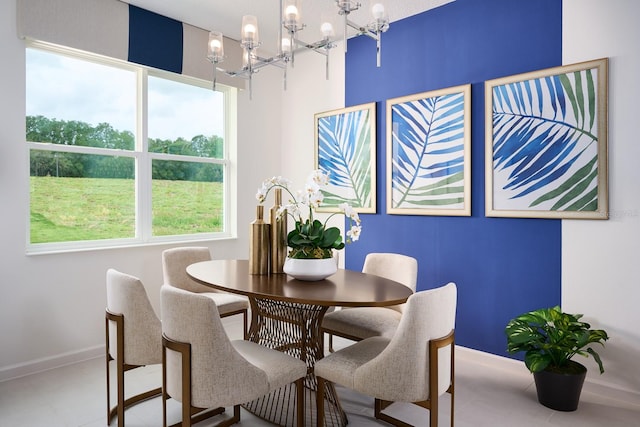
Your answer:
256,170 -> 362,280
505,306 -> 609,411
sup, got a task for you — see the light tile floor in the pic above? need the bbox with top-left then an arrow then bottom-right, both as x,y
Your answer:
1,316 -> 638,427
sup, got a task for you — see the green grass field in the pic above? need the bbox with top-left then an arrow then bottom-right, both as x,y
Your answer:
30,176 -> 223,243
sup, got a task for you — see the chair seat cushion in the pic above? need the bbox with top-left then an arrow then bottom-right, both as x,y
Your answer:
200,292 -> 249,315
322,307 -> 402,340
315,336 -> 390,388
232,340 -> 307,392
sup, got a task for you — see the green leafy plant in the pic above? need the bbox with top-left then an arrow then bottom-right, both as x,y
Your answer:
505,306 -> 609,374
256,170 -> 362,259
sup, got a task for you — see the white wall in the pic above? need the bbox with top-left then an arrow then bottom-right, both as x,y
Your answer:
0,0 -> 283,380
280,43 -> 347,259
563,0 -> 640,395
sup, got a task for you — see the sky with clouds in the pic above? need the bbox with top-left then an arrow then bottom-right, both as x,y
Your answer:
26,48 -> 225,141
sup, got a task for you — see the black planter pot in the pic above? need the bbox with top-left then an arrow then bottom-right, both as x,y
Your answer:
533,360 -> 587,411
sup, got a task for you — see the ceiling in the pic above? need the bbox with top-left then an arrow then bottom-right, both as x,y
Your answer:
121,0 -> 454,53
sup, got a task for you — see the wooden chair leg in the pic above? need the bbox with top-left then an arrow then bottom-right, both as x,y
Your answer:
162,342 -> 168,427
430,397 -> 437,427
317,377 -> 326,427
225,405 -> 241,425
450,338 -> 455,427
231,405 -> 241,424
105,310 -> 126,427
374,399 -> 413,427
105,316 -> 111,423
117,349 -> 125,427
243,309 -> 248,340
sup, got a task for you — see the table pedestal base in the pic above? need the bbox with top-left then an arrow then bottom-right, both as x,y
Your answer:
243,298 -> 347,427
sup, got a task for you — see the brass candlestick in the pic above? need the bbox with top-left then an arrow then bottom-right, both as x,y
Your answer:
249,205 -> 270,275
270,188 -> 288,273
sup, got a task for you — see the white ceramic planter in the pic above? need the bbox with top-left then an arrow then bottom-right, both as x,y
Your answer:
283,257 -> 337,281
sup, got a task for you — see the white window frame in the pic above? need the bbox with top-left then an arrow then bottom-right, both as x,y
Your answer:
26,41 -> 237,255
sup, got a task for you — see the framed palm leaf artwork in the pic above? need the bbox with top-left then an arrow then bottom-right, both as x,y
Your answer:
485,58 -> 608,219
314,102 -> 376,213
386,84 -> 472,216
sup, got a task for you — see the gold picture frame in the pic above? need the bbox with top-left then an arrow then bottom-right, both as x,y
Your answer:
485,58 -> 608,219
314,102 -> 377,213
386,84 -> 472,216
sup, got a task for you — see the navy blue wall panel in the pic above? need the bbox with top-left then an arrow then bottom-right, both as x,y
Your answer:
128,5 -> 183,74
344,0 -> 563,357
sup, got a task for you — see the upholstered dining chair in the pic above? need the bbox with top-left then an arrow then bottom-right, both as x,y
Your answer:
105,268 -> 163,427
321,252 -> 418,352
315,282 -> 457,427
160,285 -> 307,427
162,246 -> 249,338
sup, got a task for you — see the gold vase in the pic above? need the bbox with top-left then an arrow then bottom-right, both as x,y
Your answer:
249,205 -> 270,275
270,188 -> 288,274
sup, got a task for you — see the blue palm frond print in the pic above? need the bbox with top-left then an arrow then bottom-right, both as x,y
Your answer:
317,106 -> 373,209
491,67 -> 600,211
390,90 -> 468,209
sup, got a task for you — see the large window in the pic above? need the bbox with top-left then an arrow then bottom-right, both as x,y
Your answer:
26,43 -> 235,252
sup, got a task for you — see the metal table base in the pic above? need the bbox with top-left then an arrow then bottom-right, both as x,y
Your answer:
243,297 -> 348,427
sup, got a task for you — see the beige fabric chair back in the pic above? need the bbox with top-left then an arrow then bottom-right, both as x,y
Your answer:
162,246 -> 215,294
160,285 -> 267,409
106,268 -> 162,365
363,252 -> 418,313
354,282 -> 457,402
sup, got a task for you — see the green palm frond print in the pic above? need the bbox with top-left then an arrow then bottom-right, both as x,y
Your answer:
491,66 -> 601,212
389,86 -> 469,214
317,104 -> 374,210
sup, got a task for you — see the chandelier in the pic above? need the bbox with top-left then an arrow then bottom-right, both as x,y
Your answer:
207,0 -> 390,98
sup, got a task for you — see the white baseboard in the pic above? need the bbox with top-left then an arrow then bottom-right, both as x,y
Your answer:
0,344 -> 104,383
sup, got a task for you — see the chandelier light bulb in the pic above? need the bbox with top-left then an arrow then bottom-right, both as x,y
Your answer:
283,0 -> 302,29
285,5 -> 299,21
321,22 -> 334,37
244,24 -> 256,39
372,3 -> 385,20
241,15 -> 259,45
207,31 -> 224,61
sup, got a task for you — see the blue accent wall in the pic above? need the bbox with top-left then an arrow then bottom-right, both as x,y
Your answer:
128,5 -> 183,74
345,0 -> 563,357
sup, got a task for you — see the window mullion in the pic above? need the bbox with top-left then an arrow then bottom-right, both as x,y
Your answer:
137,68 -> 152,240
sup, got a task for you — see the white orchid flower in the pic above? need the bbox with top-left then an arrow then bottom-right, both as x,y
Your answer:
276,205 -> 288,219
308,169 -> 329,187
256,171 -> 363,257
255,185 -> 267,203
308,190 -> 324,208
346,225 -> 362,242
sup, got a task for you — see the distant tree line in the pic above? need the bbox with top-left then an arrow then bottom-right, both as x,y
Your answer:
27,115 -> 224,182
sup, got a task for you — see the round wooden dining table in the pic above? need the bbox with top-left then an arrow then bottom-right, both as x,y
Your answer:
187,259 -> 413,427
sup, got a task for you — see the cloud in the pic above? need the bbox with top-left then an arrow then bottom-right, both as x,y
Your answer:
26,48 -> 225,141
